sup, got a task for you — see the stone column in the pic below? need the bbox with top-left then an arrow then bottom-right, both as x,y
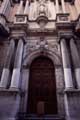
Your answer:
24,0 -> 29,15
61,0 -> 66,13
60,39 -> 73,89
10,39 -> 23,89
70,38 -> 80,88
56,0 -> 59,14
0,39 -> 15,88
17,0 -> 23,14
21,69 -> 29,112
75,0 -> 80,15
0,0 -> 11,17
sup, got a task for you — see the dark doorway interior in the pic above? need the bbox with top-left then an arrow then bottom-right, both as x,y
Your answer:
27,56 -> 57,115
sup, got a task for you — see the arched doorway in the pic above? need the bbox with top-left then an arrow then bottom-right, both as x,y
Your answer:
27,56 -> 57,115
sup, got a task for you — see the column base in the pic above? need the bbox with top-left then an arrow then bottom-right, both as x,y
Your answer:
64,89 -> 80,120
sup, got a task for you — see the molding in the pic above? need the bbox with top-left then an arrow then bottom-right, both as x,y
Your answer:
64,88 -> 80,93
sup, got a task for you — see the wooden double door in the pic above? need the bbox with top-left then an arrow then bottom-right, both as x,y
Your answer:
27,56 -> 57,115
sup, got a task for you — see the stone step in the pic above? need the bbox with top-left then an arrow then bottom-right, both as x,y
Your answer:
18,114 -> 65,120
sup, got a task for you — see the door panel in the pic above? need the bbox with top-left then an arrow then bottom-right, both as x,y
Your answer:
27,56 -> 57,115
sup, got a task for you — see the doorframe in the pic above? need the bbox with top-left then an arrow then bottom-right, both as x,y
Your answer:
27,55 -> 58,115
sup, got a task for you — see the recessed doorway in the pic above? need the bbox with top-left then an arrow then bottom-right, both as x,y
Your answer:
27,56 -> 57,115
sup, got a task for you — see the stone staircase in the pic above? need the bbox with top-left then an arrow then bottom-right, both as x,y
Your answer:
18,114 -> 65,120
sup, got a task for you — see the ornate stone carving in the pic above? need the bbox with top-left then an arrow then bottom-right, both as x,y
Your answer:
14,15 -> 27,24
38,0 -> 47,16
23,37 -> 60,66
36,0 -> 48,27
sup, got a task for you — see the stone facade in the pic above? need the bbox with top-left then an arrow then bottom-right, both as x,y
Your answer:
0,0 -> 80,120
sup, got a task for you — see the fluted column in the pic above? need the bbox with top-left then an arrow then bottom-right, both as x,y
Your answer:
56,0 -> 59,14
10,39 -> 23,89
0,39 -> 15,88
17,0 -> 23,14
24,0 -> 29,15
70,38 -> 80,88
60,39 -> 73,89
61,0 -> 66,13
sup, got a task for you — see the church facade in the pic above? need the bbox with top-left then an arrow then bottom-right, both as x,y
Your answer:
0,0 -> 80,120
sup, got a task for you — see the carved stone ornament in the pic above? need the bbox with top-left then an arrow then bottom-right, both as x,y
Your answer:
36,0 -> 48,27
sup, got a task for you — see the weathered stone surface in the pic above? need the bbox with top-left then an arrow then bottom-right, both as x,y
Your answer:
64,90 -> 80,120
0,91 -> 20,120
0,0 -> 80,120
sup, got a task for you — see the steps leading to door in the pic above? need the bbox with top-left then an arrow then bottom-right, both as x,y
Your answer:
18,114 -> 65,120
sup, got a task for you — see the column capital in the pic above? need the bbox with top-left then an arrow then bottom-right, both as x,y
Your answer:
59,33 -> 74,43
9,36 -> 25,43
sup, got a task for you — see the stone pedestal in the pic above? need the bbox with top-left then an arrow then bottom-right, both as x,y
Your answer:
64,90 -> 80,120
0,90 -> 20,120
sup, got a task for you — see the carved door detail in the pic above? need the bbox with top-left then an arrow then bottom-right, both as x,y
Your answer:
27,56 -> 57,115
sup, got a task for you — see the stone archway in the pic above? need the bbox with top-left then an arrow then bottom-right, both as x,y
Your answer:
27,55 -> 58,115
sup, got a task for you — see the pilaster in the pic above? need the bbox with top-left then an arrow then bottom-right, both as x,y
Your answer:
20,69 -> 29,113
0,39 -> 15,89
10,39 -> 24,90
70,38 -> 80,88
56,0 -> 59,14
24,0 -> 29,15
64,89 -> 80,120
16,0 -> 24,15
60,38 -> 73,89
61,0 -> 66,13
